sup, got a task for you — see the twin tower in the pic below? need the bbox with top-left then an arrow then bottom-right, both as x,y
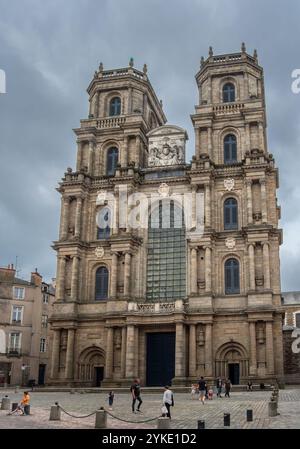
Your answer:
49,45 -> 284,388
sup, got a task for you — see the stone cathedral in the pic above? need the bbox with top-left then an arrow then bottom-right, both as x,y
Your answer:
49,45 -> 284,387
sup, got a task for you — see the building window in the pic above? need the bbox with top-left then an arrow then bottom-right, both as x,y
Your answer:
43,293 -> 49,304
146,200 -> 186,301
109,97 -> 121,116
224,198 -> 238,230
225,258 -> 240,294
97,207 -> 111,239
40,338 -> 46,353
9,332 -> 21,353
12,306 -> 23,323
13,287 -> 25,300
224,134 -> 237,164
295,313 -> 300,328
41,315 -> 48,328
223,82 -> 235,103
106,147 -> 119,176
95,267 -> 109,300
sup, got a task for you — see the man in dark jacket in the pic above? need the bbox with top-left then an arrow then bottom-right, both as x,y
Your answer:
130,378 -> 143,413
198,376 -> 207,404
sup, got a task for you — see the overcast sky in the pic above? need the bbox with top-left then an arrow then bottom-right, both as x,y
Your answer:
0,0 -> 299,291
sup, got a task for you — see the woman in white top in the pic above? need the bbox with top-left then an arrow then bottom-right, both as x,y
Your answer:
163,386 -> 174,419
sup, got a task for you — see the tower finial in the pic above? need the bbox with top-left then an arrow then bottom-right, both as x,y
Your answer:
99,62 -> 103,72
200,56 -> 205,67
209,46 -> 213,57
253,49 -> 258,60
143,63 -> 147,74
159,99 -> 163,108
241,42 -> 246,53
129,57 -> 134,67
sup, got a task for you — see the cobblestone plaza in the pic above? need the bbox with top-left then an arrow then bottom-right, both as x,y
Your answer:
1,388 -> 300,429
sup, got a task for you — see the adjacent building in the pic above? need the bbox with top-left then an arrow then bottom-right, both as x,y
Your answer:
0,265 -> 55,386
49,45 -> 284,387
281,291 -> 300,384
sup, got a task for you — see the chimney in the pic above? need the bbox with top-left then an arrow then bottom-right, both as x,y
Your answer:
31,268 -> 42,286
0,264 -> 16,282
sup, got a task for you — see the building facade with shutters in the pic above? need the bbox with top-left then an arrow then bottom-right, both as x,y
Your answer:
0,266 -> 55,386
49,46 -> 284,387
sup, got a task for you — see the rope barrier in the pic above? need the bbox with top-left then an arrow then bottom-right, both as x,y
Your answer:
56,403 -> 161,424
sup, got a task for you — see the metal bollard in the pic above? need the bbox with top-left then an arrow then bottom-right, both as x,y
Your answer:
246,409 -> 253,422
224,413 -> 230,427
198,420 -> 205,429
50,404 -> 61,421
12,403 -> 18,412
268,400 -> 278,417
1,396 -> 10,411
95,409 -> 107,429
157,417 -> 171,429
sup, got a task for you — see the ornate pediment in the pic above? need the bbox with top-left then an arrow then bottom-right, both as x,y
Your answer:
147,125 -> 188,167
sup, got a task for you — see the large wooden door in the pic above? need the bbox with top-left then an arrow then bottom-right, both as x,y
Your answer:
146,333 -> 175,386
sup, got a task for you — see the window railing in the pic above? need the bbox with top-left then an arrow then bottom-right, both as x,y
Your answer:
6,347 -> 21,356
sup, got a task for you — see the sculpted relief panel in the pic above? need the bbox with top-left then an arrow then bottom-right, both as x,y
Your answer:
147,125 -> 187,167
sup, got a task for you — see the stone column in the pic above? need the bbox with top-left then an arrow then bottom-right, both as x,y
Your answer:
245,123 -> 251,153
246,180 -> 253,224
195,128 -> 200,156
88,142 -> 94,174
249,321 -> 257,375
125,325 -> 135,379
95,91 -> 100,117
189,324 -> 197,377
263,243 -> 271,289
258,122 -> 264,151
204,183 -> 211,228
70,256 -> 80,301
74,197 -> 83,239
265,321 -> 275,374
50,329 -> 60,379
205,323 -> 213,377
105,327 -> 114,379
122,136 -> 129,167
65,329 -> 75,379
113,187 -> 119,235
205,247 -> 212,292
124,252 -> 132,297
56,256 -> 66,301
110,253 -> 118,298
76,142 -> 83,171
260,179 -> 268,223
248,244 -> 256,290
61,197 -> 70,240
135,135 -> 141,166
175,323 -> 186,378
207,127 -> 212,156
120,326 -> 127,378
190,247 -> 198,295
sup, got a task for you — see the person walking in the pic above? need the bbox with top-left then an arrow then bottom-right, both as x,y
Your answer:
20,391 -> 30,415
198,376 -> 207,404
216,377 -> 223,398
108,391 -> 114,410
130,378 -> 143,413
224,379 -> 231,398
247,381 -> 253,391
162,386 -> 174,419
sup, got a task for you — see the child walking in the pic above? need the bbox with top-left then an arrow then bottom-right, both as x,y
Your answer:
108,391 -> 114,410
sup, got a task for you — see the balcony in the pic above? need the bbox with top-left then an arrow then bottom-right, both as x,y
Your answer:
6,347 -> 21,357
213,102 -> 244,116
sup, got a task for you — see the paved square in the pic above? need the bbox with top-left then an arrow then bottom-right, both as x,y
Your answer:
0,387 -> 300,429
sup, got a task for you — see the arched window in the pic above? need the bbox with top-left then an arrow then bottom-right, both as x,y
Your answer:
224,198 -> 238,230
95,267 -> 109,300
224,134 -> 237,164
109,97 -> 121,116
97,207 -> 111,239
106,147 -> 118,176
225,259 -> 240,295
223,83 -> 235,103
147,200 -> 186,301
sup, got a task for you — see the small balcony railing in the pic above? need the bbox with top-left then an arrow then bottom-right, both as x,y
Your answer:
6,347 -> 21,357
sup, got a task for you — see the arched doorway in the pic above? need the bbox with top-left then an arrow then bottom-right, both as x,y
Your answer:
78,346 -> 105,387
215,341 -> 249,384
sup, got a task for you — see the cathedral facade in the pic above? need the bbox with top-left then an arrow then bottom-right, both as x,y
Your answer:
49,46 -> 284,387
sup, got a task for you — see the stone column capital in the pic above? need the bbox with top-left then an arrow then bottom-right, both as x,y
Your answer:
259,178 -> 266,186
